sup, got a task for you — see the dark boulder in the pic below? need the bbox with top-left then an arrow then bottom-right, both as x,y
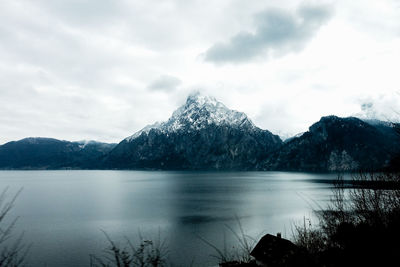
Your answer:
250,234 -> 312,267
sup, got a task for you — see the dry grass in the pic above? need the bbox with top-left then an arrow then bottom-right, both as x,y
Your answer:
0,187 -> 29,267
197,216 -> 256,265
90,230 -> 169,267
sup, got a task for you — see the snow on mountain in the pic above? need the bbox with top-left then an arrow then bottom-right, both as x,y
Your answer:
126,92 -> 255,141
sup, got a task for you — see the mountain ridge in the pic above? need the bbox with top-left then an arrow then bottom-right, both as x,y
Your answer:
0,138 -> 116,169
1,94 -> 399,171
263,115 -> 400,171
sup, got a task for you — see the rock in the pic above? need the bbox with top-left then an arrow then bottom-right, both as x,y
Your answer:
250,234 -> 311,267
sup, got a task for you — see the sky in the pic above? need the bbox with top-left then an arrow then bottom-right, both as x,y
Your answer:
1,0 -> 400,144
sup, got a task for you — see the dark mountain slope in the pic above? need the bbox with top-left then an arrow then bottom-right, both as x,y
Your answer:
263,116 -> 400,171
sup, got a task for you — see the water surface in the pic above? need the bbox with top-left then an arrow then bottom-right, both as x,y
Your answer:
0,171 -> 338,266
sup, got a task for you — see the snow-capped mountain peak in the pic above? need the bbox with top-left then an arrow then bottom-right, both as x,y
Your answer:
186,92 -> 218,106
125,93 -> 255,142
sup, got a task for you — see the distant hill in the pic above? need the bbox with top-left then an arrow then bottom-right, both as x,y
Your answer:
0,138 -> 116,169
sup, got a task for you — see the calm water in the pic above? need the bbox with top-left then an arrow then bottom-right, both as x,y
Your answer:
0,171 -> 338,267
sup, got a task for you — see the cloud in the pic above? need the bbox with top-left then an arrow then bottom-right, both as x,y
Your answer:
354,93 -> 400,122
361,102 -> 374,111
204,4 -> 333,63
148,75 -> 182,91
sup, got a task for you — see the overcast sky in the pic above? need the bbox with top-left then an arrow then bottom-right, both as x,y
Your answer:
1,0 -> 400,144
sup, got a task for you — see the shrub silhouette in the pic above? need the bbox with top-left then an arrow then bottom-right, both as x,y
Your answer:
293,172 -> 400,266
0,188 -> 29,267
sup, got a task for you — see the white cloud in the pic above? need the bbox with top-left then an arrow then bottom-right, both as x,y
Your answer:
204,4 -> 333,63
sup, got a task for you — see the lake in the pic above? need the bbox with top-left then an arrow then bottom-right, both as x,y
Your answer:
0,171 -> 338,267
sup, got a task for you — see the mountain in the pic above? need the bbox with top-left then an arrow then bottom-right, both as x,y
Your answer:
263,116 -> 400,171
104,93 -> 283,170
0,138 -> 116,169
1,96 -> 399,171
